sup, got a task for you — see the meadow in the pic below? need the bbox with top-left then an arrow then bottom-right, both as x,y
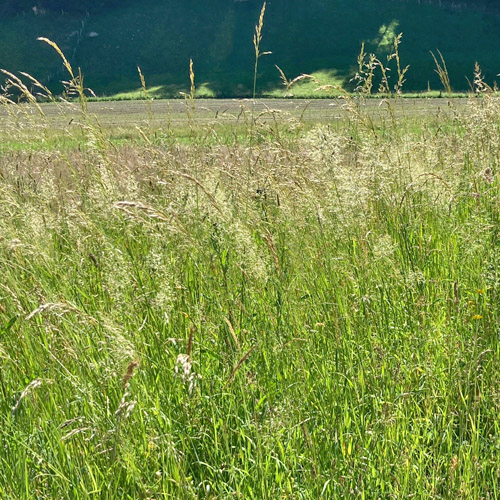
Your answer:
2,42 -> 500,499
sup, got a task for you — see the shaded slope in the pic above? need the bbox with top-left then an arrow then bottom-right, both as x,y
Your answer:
1,0 -> 500,96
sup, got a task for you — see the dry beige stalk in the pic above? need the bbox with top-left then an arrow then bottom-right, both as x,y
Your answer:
224,317 -> 241,349
175,327 -> 200,394
12,378 -> 42,414
37,37 -> 74,79
113,201 -> 170,221
175,354 -> 192,381
61,427 -> 91,441
225,346 -> 256,388
26,302 -> 75,320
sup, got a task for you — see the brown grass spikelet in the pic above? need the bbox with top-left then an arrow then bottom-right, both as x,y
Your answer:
450,455 -> 459,477
187,325 -> 195,357
122,359 -> 139,389
225,345 -> 256,388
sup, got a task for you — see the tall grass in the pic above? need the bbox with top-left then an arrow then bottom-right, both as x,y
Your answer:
1,40 -> 500,500
431,49 -> 453,94
252,2 -> 271,100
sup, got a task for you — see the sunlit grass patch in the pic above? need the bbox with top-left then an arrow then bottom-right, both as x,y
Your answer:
265,69 -> 346,98
109,82 -> 216,100
111,85 -> 165,100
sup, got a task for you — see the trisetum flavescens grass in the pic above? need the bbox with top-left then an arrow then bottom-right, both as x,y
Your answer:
1,21 -> 500,500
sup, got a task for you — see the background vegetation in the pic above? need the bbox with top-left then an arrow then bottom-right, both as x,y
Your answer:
2,0 -> 500,97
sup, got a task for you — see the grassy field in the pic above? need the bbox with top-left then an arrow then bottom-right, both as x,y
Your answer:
2,67 -> 500,499
0,97 -> 466,151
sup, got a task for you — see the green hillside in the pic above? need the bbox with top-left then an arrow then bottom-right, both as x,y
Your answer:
1,0 -> 500,97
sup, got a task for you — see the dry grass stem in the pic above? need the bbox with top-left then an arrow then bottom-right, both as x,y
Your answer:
225,346 -> 256,387
224,317 -> 241,350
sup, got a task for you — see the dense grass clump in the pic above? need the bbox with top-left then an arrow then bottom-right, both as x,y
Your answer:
1,72 -> 500,499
